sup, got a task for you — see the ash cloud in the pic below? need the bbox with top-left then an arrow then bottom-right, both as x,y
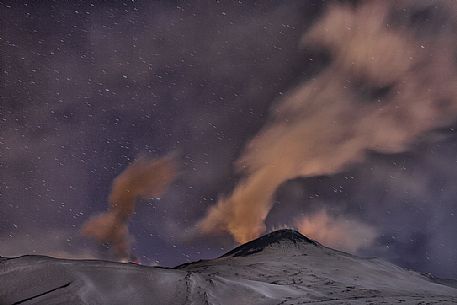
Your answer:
82,155 -> 176,260
199,1 -> 457,244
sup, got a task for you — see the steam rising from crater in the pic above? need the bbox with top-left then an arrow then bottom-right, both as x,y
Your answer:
199,1 -> 457,244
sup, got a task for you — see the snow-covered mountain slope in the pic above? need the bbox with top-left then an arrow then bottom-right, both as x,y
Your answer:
1,229 -> 456,305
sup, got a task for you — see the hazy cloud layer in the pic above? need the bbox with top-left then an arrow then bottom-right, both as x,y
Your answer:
295,209 -> 377,253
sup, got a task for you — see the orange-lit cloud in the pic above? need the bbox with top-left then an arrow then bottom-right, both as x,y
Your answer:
82,155 -> 176,260
199,1 -> 457,244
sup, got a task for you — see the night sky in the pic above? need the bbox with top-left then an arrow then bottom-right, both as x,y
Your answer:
2,1 -> 457,279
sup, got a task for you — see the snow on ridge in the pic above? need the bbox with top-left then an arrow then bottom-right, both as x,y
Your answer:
1,230 -> 457,305
222,229 -> 320,257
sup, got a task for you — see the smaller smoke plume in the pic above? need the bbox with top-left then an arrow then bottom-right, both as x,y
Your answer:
295,210 -> 377,253
82,155 -> 176,260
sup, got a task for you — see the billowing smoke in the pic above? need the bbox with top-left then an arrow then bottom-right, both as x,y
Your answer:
82,155 -> 177,260
295,209 -> 377,253
199,1 -> 457,244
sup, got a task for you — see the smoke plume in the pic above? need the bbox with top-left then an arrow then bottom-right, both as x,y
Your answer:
82,155 -> 176,260
199,1 -> 457,244
295,210 -> 377,253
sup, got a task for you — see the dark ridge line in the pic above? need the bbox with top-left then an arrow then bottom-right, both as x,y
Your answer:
175,259 -> 211,269
11,282 -> 73,305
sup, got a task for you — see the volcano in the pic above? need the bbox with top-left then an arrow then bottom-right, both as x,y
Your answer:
1,229 -> 456,305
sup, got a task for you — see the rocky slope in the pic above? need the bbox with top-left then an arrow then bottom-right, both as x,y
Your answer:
1,229 -> 456,305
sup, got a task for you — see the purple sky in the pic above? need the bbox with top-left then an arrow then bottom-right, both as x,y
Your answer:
1,0 -> 456,279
